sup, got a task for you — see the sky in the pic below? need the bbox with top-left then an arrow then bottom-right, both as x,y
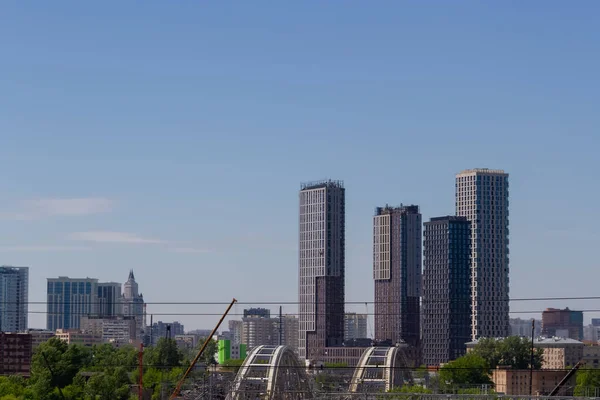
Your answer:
1,1 -> 599,331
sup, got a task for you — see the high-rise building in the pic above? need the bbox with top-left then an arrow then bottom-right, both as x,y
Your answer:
241,308 -> 277,350
228,320 -> 243,345
121,270 -> 145,340
510,318 -> 541,337
299,180 -> 345,360
456,168 -> 510,339
0,266 -> 29,332
97,282 -> 122,317
373,205 -> 421,347
344,313 -> 368,340
151,321 -> 185,344
422,216 -> 471,366
282,315 -> 299,352
541,308 -> 583,340
47,277 -> 98,331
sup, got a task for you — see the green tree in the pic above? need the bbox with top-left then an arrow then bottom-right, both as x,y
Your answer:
470,337 -> 543,370
574,369 -> 600,397
438,353 -> 492,391
84,367 -> 131,400
0,376 -> 26,399
146,338 -> 183,369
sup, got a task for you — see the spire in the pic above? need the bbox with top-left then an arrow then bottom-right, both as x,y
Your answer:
128,269 -> 135,281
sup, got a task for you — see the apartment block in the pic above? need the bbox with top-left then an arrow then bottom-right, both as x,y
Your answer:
0,332 -> 32,376
542,308 -> 583,340
0,266 -> 29,332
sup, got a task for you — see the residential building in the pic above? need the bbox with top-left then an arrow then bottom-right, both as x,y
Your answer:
0,266 -> 29,332
456,168 -> 510,340
151,321 -> 184,344
583,344 -> 600,368
121,270 -> 145,340
175,335 -> 198,351
47,277 -> 98,331
584,324 -> 600,342
344,313 -> 368,341
373,205 -> 421,348
242,308 -> 277,350
299,180 -> 345,360
510,318 -> 541,337
228,320 -> 243,344
80,315 -> 137,343
187,329 -> 213,339
218,339 -> 247,364
97,282 -> 122,317
282,315 -> 299,352
542,308 -> 583,340
592,319 -> 600,327
0,332 -> 32,376
422,216 -> 471,366
492,368 -> 575,396
55,329 -> 102,347
28,329 -> 55,350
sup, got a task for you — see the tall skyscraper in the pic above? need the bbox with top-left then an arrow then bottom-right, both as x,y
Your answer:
422,216 -> 471,366
299,180 -> 345,360
0,266 -> 29,332
456,168 -> 510,339
541,308 -> 583,340
121,270 -> 145,340
97,282 -> 122,317
344,313 -> 368,340
241,308 -> 277,351
373,205 -> 421,347
47,277 -> 98,331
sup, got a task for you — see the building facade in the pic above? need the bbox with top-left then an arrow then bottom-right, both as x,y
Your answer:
0,266 -> 29,332
47,277 -> 98,331
493,368 -> 575,396
344,313 -> 368,341
542,308 -> 584,340
0,332 -> 32,376
242,308 -> 277,350
80,315 -> 137,344
510,318 -> 542,337
97,282 -> 122,317
456,168 -> 510,340
121,270 -> 145,340
422,216 -> 471,366
373,205 -> 421,347
55,329 -> 102,347
151,321 -> 184,344
228,320 -> 243,344
299,180 -> 345,360
282,315 -> 299,352
218,339 -> 247,363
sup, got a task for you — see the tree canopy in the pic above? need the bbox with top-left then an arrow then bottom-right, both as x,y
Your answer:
470,336 -> 543,370
438,353 -> 493,391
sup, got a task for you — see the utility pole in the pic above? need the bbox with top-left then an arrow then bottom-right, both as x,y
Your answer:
138,343 -> 144,400
530,318 -> 535,396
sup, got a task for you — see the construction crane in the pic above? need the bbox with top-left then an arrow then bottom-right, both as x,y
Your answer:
169,298 -> 237,400
549,361 -> 583,396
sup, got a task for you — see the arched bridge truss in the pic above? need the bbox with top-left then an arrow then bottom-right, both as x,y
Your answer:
349,346 -> 413,393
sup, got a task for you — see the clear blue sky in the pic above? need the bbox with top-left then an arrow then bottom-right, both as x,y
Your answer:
1,1 -> 599,331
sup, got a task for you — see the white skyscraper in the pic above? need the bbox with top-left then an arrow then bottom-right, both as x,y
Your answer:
0,266 -> 29,332
121,270 -> 145,340
298,180 -> 345,360
456,168 -> 510,340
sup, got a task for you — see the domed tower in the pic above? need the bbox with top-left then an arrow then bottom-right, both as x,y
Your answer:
122,270 -> 145,340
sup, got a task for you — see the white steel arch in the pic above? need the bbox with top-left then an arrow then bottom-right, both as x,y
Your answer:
349,346 -> 412,393
226,345 -> 314,400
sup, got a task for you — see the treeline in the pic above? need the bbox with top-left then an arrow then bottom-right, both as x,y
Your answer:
0,336 -> 217,400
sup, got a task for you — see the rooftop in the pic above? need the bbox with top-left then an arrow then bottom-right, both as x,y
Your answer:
428,215 -> 469,223
466,336 -> 584,346
300,179 -> 344,190
456,168 -> 507,176
375,204 -> 419,215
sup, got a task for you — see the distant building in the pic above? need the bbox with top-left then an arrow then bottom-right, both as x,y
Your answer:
467,337 -> 584,370
0,266 -> 29,332
344,313 -> 368,341
47,277 -> 98,331
510,318 -> 542,337
187,329 -> 213,339
175,335 -> 198,351
218,339 -> 247,364
456,169 -> 510,339
583,344 -> 600,368
542,308 -> 583,340
228,320 -> 243,344
0,332 -> 32,376
242,308 -> 277,350
121,271 -> 145,340
28,329 -> 55,350
282,315 -> 299,352
592,319 -> 600,327
97,282 -> 122,317
299,180 -> 345,360
373,205 -> 421,348
151,321 -> 184,344
422,216 -> 471,366
493,368 -> 575,396
80,315 -> 137,344
584,324 -> 600,342
55,329 -> 102,347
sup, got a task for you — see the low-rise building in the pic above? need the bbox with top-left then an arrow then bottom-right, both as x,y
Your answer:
583,344 -> 600,368
217,339 -> 247,364
28,329 -> 55,350
55,329 -> 102,347
80,315 -> 137,344
175,335 -> 198,351
0,332 -> 32,376
493,368 -> 574,396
